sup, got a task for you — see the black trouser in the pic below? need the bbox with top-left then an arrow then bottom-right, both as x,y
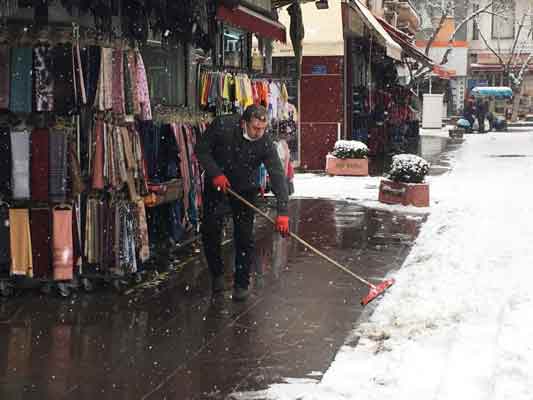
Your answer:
200,185 -> 257,289
477,114 -> 485,133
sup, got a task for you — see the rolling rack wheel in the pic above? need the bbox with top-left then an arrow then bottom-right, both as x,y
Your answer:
81,277 -> 94,292
57,282 -> 71,298
0,281 -> 13,297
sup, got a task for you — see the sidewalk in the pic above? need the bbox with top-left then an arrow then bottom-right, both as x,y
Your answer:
237,130 -> 533,399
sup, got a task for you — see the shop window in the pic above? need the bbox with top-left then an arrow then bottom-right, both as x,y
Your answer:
141,43 -> 186,106
492,2 -> 515,39
223,26 -> 248,68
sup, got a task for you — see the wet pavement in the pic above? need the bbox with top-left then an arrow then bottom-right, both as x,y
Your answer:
0,196 -> 428,400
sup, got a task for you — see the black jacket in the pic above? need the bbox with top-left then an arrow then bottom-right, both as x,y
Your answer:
195,114 -> 289,215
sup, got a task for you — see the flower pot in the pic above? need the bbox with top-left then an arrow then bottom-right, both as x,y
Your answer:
378,179 -> 429,207
325,154 -> 369,176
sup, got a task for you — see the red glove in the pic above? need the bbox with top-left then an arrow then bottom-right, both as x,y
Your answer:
275,216 -> 289,237
212,175 -> 230,193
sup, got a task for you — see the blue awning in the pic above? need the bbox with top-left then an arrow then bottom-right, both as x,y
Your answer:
471,87 -> 513,99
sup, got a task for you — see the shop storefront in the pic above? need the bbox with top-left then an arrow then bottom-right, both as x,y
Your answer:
0,1 -> 289,296
343,0 -> 433,157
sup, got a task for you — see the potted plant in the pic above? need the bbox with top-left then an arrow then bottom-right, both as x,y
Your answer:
378,154 -> 430,207
326,140 -> 369,176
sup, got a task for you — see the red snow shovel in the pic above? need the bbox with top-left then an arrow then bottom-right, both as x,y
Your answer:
227,188 -> 395,306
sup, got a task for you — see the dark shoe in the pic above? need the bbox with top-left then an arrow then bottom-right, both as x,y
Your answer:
212,275 -> 225,294
232,287 -> 249,302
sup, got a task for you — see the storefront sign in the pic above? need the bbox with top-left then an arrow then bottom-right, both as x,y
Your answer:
311,65 -> 328,75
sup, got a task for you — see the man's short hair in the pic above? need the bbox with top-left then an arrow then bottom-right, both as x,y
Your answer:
242,105 -> 268,123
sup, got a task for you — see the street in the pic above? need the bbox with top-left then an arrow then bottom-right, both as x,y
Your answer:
0,196 -> 426,400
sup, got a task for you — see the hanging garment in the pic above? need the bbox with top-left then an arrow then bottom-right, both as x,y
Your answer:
138,120 -> 159,182
112,49 -> 125,115
68,138 -> 85,197
135,51 -> 152,121
94,47 -> 113,111
114,201 -> 137,275
48,129 -> 69,203
0,125 -> 11,196
53,44 -> 75,115
34,45 -> 54,112
72,39 -> 87,106
135,198 -> 149,262
123,51 -> 134,116
9,48 -> 33,113
0,45 -> 10,109
126,51 -> 141,116
91,119 -> 105,190
81,46 -> 100,107
9,208 -> 33,277
52,207 -> 74,281
30,208 -> 52,278
31,128 -> 50,201
0,205 -> 10,270
10,128 -> 31,199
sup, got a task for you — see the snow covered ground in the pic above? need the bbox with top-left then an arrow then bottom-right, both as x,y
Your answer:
235,130 -> 533,400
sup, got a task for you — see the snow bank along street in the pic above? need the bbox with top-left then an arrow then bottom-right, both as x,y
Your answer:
236,130 -> 533,400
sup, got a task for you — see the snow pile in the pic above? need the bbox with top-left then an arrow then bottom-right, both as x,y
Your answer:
387,154 -> 430,183
236,131 -> 533,400
331,140 -> 369,159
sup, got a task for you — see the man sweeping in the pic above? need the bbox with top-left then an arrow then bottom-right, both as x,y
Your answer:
195,105 -> 289,301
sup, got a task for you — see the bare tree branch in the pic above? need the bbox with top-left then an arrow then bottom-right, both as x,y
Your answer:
474,16 -> 506,68
438,1 -> 495,65
507,13 -> 528,72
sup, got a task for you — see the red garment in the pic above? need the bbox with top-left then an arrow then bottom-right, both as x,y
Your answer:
30,208 -> 52,279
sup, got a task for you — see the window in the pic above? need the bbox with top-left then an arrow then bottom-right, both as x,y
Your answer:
492,2 -> 515,39
141,43 -> 186,106
472,4 -> 479,40
223,26 -> 249,68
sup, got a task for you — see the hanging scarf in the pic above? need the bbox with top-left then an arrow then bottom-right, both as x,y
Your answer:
31,128 -> 50,201
82,46 -> 101,107
94,48 -> 113,111
52,207 -> 74,281
0,45 -> 10,109
135,198 -> 149,261
9,208 -> 33,277
30,208 -> 52,278
0,125 -> 12,196
9,48 -> 33,113
53,44 -> 75,115
123,51 -> 134,116
126,51 -> 141,115
69,138 -> 85,197
91,119 -> 105,190
10,128 -> 31,199
34,45 -> 55,112
135,50 -> 152,121
48,129 -> 69,203
112,49 -> 125,115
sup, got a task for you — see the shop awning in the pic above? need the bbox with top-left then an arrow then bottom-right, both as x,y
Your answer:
376,16 -> 434,67
471,86 -> 513,99
342,0 -> 402,61
432,64 -> 456,79
471,63 -> 533,72
216,5 -> 287,43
